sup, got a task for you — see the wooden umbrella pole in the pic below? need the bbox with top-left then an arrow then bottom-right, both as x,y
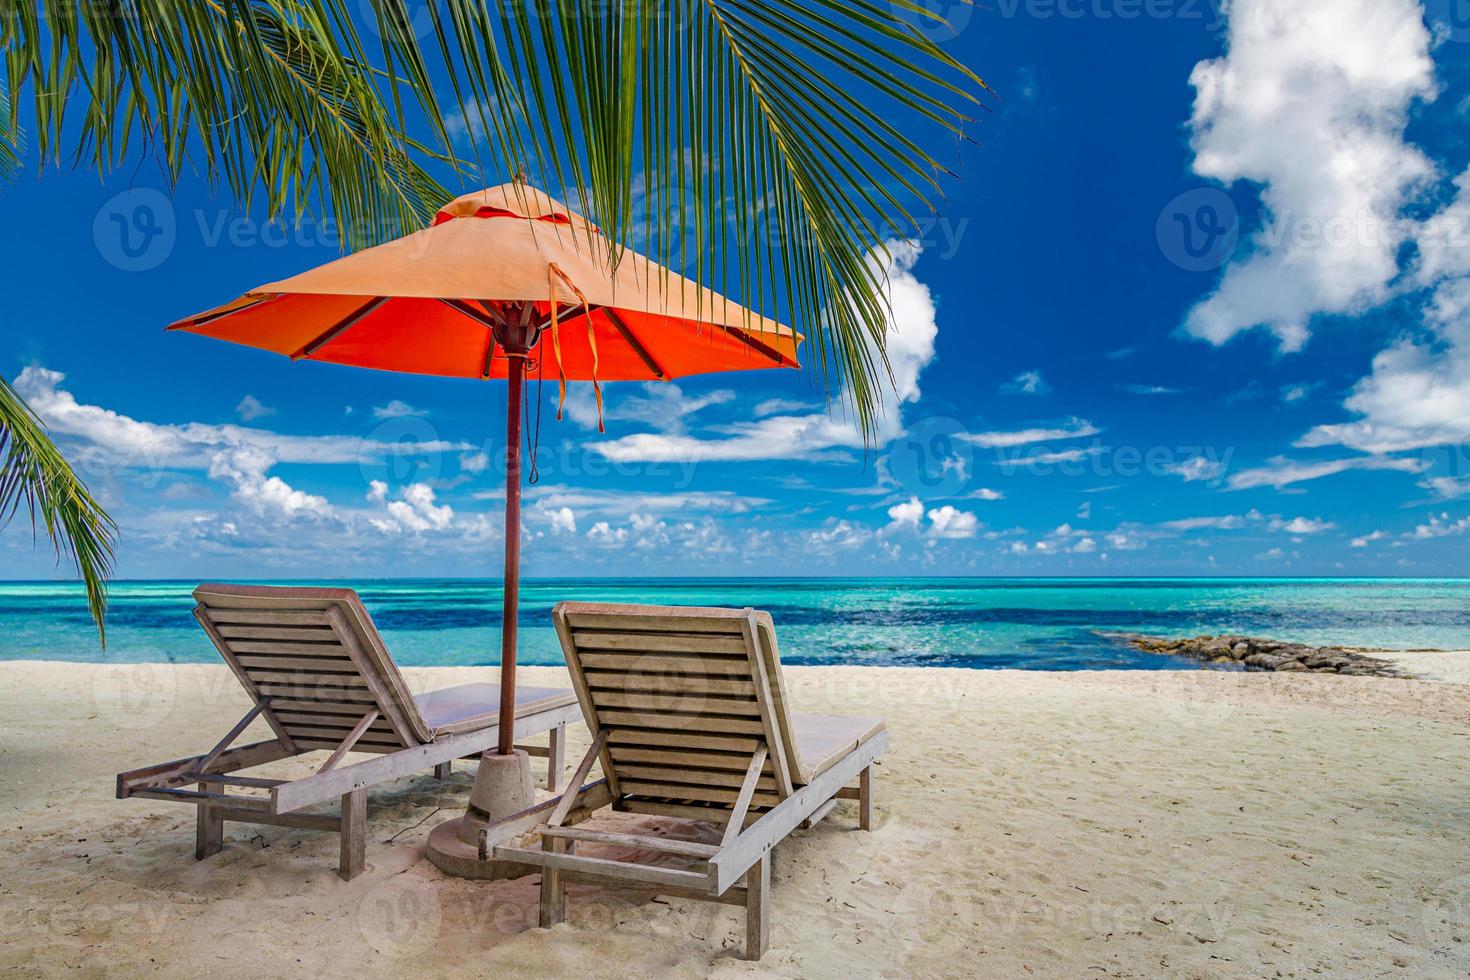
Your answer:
497,342 -> 527,755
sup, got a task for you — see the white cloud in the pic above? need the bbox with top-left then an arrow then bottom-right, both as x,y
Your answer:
926,505 -> 979,539
1071,536 -> 1097,554
373,399 -> 424,420
235,395 -> 274,422
1351,530 -> 1388,547
885,496 -> 925,532
589,239 -> 938,462
381,483 -> 454,533
1421,474 -> 1470,499
1410,512 -> 1470,539
1268,516 -> 1336,534
1182,0 -> 1435,351
366,480 -> 389,503
459,451 -> 490,474
545,506 -> 577,535
1076,500 -> 1092,519
1255,547 -> 1286,561
1000,370 -> 1050,396
1165,455 -> 1226,483
966,488 -> 1005,501
1159,514 -> 1247,531
13,367 -> 466,472
966,419 -> 1099,449
564,382 -> 735,434
207,447 -> 333,520
1226,454 -> 1422,490
753,397 -> 813,417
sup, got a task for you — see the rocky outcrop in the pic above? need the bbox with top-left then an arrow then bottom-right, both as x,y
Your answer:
1115,634 -> 1411,677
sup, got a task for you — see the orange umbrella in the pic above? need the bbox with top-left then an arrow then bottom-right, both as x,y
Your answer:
171,181 -> 801,755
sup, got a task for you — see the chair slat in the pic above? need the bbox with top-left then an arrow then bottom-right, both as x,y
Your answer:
572,631 -> 748,654
592,691 -> 762,717
565,612 -> 743,634
595,710 -> 766,735
214,625 -> 340,642
606,729 -> 760,753
578,653 -> 751,676
583,671 -> 756,697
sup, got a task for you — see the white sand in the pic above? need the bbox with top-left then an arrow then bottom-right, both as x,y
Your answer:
1,661 -> 1467,978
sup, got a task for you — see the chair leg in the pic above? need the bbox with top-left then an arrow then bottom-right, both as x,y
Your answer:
539,837 -> 567,927
339,788 -> 367,881
433,761 -> 452,780
195,795 -> 223,861
858,764 -> 874,831
745,852 -> 770,960
546,724 -> 566,792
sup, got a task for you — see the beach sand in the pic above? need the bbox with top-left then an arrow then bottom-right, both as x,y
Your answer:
1,660 -> 1467,978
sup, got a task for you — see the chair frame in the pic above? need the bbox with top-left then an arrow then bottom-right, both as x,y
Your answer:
490,602 -> 887,960
116,589 -> 583,879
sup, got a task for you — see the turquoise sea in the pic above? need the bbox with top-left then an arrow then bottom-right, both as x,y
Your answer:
1,578 -> 1467,669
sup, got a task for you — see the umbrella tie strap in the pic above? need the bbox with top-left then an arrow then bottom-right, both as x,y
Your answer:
547,263 -> 603,432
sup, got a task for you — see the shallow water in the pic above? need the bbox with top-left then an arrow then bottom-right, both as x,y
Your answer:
2,578 -> 1467,670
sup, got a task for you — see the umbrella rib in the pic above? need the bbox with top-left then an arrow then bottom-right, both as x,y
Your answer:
603,308 -> 667,381
440,298 -> 501,330
290,297 -> 390,360
712,323 -> 796,368
168,297 -> 269,331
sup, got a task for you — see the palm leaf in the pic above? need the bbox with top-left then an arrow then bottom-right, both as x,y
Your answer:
1,0 -> 456,243
0,376 -> 116,646
387,0 -> 987,438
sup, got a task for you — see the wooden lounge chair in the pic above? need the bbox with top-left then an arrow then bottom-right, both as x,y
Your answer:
116,584 -> 583,880
493,602 -> 888,960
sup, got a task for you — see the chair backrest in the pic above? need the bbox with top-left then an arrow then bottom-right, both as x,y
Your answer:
552,602 -> 802,821
193,584 -> 432,753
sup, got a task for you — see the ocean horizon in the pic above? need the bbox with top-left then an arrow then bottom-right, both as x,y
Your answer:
4,576 -> 1468,669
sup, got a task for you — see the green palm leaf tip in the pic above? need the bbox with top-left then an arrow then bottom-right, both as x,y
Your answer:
0,377 -> 117,648
0,81 -> 17,182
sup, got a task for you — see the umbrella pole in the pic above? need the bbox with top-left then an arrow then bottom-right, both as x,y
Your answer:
497,353 -> 525,755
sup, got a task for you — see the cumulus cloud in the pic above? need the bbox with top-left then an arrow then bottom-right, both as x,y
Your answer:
1410,512 -> 1470,539
1182,0 -> 1435,351
885,496 -> 925,531
545,506 -> 577,535
376,483 -> 455,533
1350,530 -> 1388,547
1268,516 -> 1336,534
926,505 -> 979,539
589,239 -> 938,462
208,447 -> 333,520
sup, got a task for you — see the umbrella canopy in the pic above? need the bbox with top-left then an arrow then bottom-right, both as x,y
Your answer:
170,183 -> 800,384
170,181 -> 801,758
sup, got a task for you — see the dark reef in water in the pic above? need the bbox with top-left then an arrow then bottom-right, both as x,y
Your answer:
1110,633 -> 1413,677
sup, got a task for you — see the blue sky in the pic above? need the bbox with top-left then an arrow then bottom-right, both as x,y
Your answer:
6,0 -> 1470,579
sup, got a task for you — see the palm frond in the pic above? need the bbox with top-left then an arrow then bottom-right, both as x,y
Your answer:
3,0 -> 985,438
1,0 -> 455,244
0,376 -> 116,647
398,0 -> 987,438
